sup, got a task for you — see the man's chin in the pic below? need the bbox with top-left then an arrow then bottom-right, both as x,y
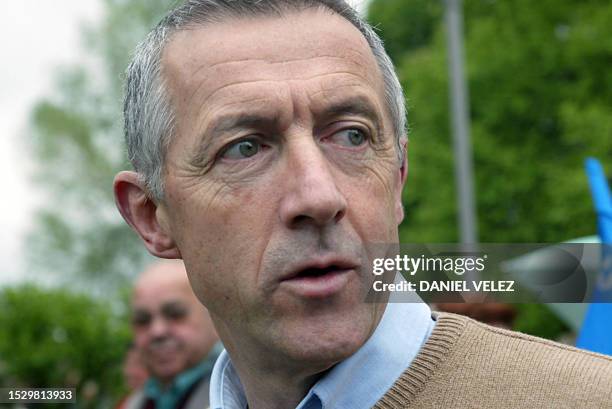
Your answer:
274,317 -> 377,368
150,362 -> 184,383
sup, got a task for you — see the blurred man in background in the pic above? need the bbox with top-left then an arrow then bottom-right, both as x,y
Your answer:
124,260 -> 221,409
123,342 -> 149,391
115,342 -> 149,409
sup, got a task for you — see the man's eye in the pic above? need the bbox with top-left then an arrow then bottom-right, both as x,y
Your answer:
161,305 -> 188,321
331,128 -> 368,147
132,312 -> 151,327
221,139 -> 261,159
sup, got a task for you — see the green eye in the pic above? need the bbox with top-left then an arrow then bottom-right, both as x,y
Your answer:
333,128 -> 367,147
222,139 -> 261,159
347,129 -> 366,146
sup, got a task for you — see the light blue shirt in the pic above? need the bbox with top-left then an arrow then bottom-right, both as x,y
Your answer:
210,300 -> 435,409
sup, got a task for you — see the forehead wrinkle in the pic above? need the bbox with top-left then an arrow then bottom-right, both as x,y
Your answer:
196,70 -> 371,114
195,96 -> 277,137
181,46 -> 375,100
202,93 -> 286,135
171,50 -> 374,110
183,54 -> 372,112
163,9 -> 385,115
170,12 -> 374,76
201,51 -> 370,72
185,77 -> 271,117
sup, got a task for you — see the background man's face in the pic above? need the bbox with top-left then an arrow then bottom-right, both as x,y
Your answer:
157,9 -> 405,370
123,346 -> 148,390
131,269 -> 216,384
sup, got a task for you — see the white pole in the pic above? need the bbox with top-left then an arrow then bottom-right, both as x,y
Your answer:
445,0 -> 478,244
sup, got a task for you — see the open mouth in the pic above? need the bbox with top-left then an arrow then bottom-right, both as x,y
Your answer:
281,261 -> 356,298
294,265 -> 345,278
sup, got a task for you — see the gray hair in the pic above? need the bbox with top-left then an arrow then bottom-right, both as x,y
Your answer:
124,0 -> 406,201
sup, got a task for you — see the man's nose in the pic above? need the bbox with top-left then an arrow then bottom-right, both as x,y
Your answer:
279,139 -> 347,229
149,315 -> 170,337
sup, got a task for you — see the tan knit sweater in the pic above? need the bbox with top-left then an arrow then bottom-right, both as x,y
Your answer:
374,312 -> 612,409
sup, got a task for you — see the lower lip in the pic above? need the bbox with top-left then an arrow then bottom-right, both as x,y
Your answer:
150,346 -> 177,359
281,269 -> 352,298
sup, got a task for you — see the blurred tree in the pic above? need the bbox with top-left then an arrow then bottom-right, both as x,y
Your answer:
513,303 -> 570,341
27,0 -> 174,293
367,0 -> 443,61
367,0 -> 612,338
367,0 -> 612,243
0,284 -> 130,408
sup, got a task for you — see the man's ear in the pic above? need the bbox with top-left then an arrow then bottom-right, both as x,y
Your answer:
395,138 -> 408,224
113,171 -> 181,259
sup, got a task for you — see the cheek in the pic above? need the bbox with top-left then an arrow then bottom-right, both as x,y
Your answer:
169,185 -> 276,307
350,196 -> 397,243
173,325 -> 199,347
342,170 -> 400,240
133,330 -> 150,349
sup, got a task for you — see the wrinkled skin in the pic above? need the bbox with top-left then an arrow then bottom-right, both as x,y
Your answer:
116,8 -> 406,407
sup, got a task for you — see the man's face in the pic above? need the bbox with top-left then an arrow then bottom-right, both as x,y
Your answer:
131,270 -> 216,384
123,347 -> 148,390
157,9 -> 405,371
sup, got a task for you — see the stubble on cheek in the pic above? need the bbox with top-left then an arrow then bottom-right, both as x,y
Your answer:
164,174 -> 269,316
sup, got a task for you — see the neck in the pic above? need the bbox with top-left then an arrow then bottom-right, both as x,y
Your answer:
211,317 -> 340,409
238,362 -> 325,409
220,337 -> 332,409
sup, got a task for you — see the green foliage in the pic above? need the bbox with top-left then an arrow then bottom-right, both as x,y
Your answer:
375,0 -> 612,244
513,304 -> 570,340
367,0 -> 612,338
368,0 -> 443,60
0,285 -> 130,408
27,0 -> 175,291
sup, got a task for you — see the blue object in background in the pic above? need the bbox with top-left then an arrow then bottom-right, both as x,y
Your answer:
576,158 -> 612,355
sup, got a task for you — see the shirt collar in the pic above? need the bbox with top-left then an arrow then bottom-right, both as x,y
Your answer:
146,342 -> 223,409
210,299 -> 434,409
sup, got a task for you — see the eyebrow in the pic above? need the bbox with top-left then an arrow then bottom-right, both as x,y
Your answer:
160,301 -> 188,310
131,301 -> 188,316
209,114 -> 278,136
314,96 -> 383,139
318,97 -> 380,121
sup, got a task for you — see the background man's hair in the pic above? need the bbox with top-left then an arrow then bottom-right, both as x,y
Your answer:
124,0 -> 407,201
